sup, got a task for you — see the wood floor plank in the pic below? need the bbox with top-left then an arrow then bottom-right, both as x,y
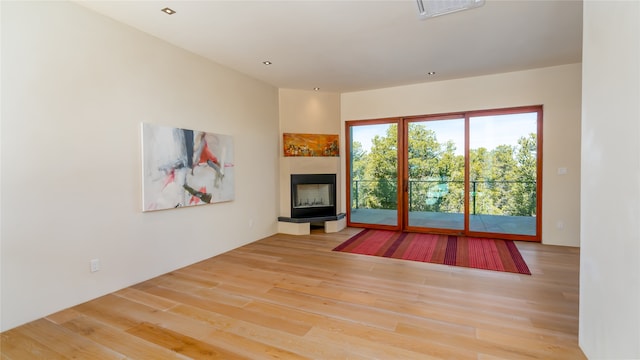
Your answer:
45,308 -> 83,325
114,287 -> 179,311
475,327 -> 586,359
312,317 -> 478,359
74,293 -> 217,340
304,326 -> 438,360
0,328 -> 67,360
143,285 -> 314,336
264,286 -> 399,330
61,316 -> 192,359
169,304 -> 372,360
168,303 -> 313,360
397,321 -> 543,359
73,294 -> 173,331
126,322 -> 248,359
1,228 -> 586,359
200,326 -> 312,360
7,319 -> 123,359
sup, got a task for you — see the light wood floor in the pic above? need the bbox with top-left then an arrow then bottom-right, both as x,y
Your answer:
1,227 -> 585,359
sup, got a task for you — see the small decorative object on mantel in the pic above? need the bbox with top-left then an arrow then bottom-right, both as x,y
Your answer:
283,133 -> 339,157
142,123 -> 235,211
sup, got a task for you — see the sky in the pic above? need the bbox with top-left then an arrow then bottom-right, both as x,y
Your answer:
351,112 -> 537,155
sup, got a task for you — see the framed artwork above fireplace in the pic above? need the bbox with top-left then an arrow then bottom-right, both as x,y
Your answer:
283,133 -> 339,157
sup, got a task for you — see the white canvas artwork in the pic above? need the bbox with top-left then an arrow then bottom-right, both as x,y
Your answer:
142,123 -> 234,211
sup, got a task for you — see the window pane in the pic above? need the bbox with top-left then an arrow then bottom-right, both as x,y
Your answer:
407,118 -> 465,230
469,112 -> 537,236
349,123 -> 398,226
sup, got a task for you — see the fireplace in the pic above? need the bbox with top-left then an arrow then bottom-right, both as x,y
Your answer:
291,174 -> 336,219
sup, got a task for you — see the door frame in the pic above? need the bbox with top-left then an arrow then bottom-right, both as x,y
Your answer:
346,105 -> 543,242
345,117 -> 403,232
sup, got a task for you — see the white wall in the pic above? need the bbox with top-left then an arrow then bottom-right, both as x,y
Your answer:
580,1 -> 640,358
279,89 -> 342,217
0,1 -> 279,331
341,64 -> 582,247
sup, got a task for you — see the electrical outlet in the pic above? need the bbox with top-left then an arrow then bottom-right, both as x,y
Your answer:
90,258 -> 100,273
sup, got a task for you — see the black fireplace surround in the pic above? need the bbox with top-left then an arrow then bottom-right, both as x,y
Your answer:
290,173 -> 336,219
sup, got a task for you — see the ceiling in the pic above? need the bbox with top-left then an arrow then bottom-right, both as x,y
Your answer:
77,0 -> 583,93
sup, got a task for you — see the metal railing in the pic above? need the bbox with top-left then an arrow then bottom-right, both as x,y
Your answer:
352,179 -> 536,216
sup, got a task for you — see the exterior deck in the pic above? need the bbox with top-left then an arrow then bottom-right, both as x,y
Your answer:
350,208 -> 536,236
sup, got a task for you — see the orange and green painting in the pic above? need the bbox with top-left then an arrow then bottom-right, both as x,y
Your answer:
283,133 -> 339,157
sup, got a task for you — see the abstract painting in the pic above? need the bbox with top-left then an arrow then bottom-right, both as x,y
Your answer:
142,123 -> 234,211
283,133 -> 339,157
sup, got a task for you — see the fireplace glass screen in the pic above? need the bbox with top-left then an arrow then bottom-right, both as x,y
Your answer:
294,184 -> 334,209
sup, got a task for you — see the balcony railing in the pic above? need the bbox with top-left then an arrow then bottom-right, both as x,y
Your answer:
352,179 -> 536,216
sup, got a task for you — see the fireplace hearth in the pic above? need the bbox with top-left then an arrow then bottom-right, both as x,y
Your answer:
290,174 -> 336,219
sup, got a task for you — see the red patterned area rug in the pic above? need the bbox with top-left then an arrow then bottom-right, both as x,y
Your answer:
333,229 -> 531,275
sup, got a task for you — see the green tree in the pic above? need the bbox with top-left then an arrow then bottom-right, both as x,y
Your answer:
406,124 -> 468,213
350,141 -> 368,209
350,124 -> 537,217
350,141 -> 367,180
407,124 -> 440,179
506,133 -> 537,216
485,144 -> 517,214
437,140 -> 465,213
363,125 -> 398,209
406,124 -> 443,211
469,147 -> 491,214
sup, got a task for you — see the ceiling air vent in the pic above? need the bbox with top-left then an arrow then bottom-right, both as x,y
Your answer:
417,0 -> 485,19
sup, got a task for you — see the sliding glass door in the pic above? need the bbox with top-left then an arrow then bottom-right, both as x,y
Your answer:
468,111 -> 540,237
346,106 -> 542,241
348,121 -> 400,228
405,117 -> 465,232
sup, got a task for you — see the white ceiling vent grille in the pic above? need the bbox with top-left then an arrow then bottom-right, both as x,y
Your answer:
417,0 -> 485,19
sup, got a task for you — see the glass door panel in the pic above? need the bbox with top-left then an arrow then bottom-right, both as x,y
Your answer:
348,122 -> 399,227
469,112 -> 538,236
406,118 -> 465,231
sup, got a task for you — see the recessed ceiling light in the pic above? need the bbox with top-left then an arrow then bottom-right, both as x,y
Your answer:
427,71 -> 436,76
262,61 -> 272,65
161,7 -> 176,15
